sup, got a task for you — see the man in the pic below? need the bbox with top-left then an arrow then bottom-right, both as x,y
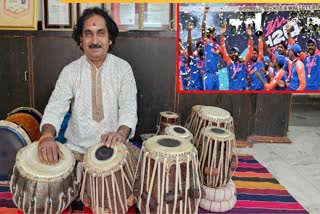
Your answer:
262,35 -> 291,79
287,44 -> 306,90
287,28 -> 320,90
179,39 -> 189,90
187,22 -> 203,90
201,6 -> 221,90
38,8 -> 138,164
303,39 -> 320,90
246,37 -> 265,90
256,54 -> 286,91
220,24 -> 253,90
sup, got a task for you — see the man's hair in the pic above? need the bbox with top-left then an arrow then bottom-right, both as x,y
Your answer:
280,41 -> 287,50
253,47 -> 258,53
72,7 -> 119,50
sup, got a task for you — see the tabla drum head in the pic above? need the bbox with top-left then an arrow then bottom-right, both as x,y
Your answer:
9,107 -> 43,125
160,111 -> 179,119
201,126 -> 234,140
15,141 -> 75,181
200,106 -> 231,120
164,125 -> 193,141
0,120 -> 31,181
84,143 -> 127,175
143,135 -> 194,157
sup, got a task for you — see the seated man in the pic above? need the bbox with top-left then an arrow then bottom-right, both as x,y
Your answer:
38,7 -> 138,164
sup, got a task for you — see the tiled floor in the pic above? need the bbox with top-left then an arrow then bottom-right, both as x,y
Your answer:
237,97 -> 320,214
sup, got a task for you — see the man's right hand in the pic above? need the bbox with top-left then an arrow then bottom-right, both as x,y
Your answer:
38,139 -> 64,165
204,6 -> 210,14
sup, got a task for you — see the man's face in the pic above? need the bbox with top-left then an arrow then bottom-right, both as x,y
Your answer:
307,42 -> 316,55
197,44 -> 203,56
230,50 -> 239,61
276,44 -> 286,55
264,61 -> 270,68
288,49 -> 295,60
81,15 -> 110,62
251,50 -> 258,62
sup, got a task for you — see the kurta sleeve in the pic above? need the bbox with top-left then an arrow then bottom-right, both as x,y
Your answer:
40,66 -> 74,136
118,62 -> 138,139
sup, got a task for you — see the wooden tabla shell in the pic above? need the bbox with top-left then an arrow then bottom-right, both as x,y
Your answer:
157,111 -> 179,135
134,135 -> 201,214
199,127 -> 237,188
81,143 -> 135,214
164,125 -> 193,142
6,112 -> 41,142
10,142 -> 79,214
193,106 -> 234,147
0,120 -> 31,182
184,105 -> 203,134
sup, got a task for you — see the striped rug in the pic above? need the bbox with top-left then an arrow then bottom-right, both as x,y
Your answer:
0,154 -> 307,213
200,155 -> 307,213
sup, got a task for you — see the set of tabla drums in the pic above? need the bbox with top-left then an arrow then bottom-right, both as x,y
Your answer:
155,106 -> 238,213
8,105 -> 237,214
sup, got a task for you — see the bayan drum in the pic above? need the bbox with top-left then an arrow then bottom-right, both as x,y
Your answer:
0,120 -> 31,182
193,106 -> 234,147
156,111 -> 179,135
10,142 -> 80,214
8,107 -> 43,125
164,125 -> 193,142
133,135 -> 201,214
184,105 -> 203,135
6,107 -> 42,142
80,143 -> 135,214
199,127 -> 237,188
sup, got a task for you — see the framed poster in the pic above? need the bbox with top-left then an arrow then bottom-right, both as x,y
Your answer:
110,3 -> 140,31
43,0 -> 73,31
76,3 -> 105,19
0,0 -> 37,30
143,4 -> 173,30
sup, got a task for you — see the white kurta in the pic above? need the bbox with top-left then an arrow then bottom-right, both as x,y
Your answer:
40,54 -> 138,154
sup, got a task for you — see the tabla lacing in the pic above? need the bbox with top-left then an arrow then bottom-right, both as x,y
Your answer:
137,145 -> 201,214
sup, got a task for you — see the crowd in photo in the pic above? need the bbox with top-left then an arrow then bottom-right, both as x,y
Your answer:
179,6 -> 320,91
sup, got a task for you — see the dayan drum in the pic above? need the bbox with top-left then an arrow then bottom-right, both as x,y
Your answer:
10,142 -> 80,214
184,105 -> 203,135
193,106 -> 234,147
133,135 -> 202,214
6,107 -> 42,142
80,143 -> 135,214
0,120 -> 31,182
164,125 -> 193,142
156,111 -> 179,135
199,127 -> 238,188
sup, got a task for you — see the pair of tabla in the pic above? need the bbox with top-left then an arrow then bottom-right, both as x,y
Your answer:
185,105 -> 234,147
10,141 -> 136,214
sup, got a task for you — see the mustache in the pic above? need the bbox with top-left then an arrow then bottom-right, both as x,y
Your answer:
89,44 -> 102,49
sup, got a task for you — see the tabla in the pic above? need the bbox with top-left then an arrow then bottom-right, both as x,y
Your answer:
10,142 -> 80,214
164,125 -> 193,142
0,120 -> 31,182
80,143 -> 135,214
184,105 -> 203,135
6,107 -> 42,142
199,127 -> 237,188
8,107 -> 43,125
193,106 -> 234,147
156,111 -> 179,135
133,135 -> 201,214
